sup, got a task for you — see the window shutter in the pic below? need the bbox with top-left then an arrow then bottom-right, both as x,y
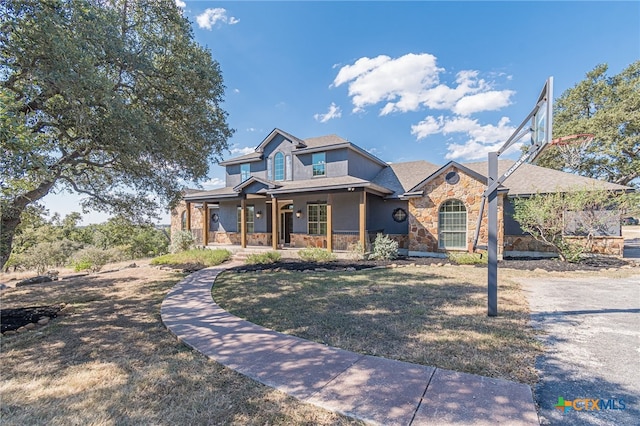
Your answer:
267,156 -> 272,180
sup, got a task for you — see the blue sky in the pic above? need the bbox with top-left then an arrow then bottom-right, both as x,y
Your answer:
44,1 -> 640,224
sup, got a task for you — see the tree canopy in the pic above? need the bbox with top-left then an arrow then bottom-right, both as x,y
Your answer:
0,0 -> 233,268
535,62 -> 639,188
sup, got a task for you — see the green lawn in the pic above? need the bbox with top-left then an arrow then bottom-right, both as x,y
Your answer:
213,265 -> 542,385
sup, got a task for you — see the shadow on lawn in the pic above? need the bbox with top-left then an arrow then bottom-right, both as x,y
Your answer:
212,267 -> 540,384
1,271 -> 360,425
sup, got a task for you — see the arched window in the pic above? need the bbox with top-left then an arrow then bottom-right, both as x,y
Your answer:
181,210 -> 187,230
274,152 -> 284,181
438,200 -> 467,249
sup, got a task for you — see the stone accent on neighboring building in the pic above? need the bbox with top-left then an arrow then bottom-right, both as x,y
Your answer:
408,166 -> 504,255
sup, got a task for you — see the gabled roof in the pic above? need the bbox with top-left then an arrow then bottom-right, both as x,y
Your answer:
462,160 -> 632,196
405,161 -> 488,194
268,176 -> 393,197
233,176 -> 280,192
183,186 -> 239,201
294,134 -> 388,168
372,160 -> 440,198
256,128 -> 306,152
218,151 -> 262,166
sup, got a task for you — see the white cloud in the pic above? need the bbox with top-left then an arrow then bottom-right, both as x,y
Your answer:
230,146 -> 254,156
332,54 -> 515,117
453,90 -> 515,116
411,115 -> 520,161
314,102 -> 342,123
196,8 -> 239,30
201,177 -> 225,189
175,0 -> 186,8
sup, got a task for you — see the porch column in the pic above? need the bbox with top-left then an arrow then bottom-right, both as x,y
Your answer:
326,194 -> 333,252
359,191 -> 367,249
203,202 -> 209,246
271,197 -> 278,250
186,202 -> 191,230
240,198 -> 247,248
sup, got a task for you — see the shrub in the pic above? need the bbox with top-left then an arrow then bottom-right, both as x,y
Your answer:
370,233 -> 398,260
347,241 -> 366,261
245,251 -> 281,265
169,230 -> 195,253
298,247 -> 336,262
19,239 -> 83,274
71,246 -> 123,272
151,248 -> 232,267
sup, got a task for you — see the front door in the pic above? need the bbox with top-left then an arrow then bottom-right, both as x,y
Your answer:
280,211 -> 293,245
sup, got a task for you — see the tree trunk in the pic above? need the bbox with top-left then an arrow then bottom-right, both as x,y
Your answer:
1,181 -> 56,270
1,211 -> 22,271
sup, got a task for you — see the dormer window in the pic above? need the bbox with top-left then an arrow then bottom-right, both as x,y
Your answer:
312,152 -> 326,177
240,163 -> 250,182
274,152 -> 284,181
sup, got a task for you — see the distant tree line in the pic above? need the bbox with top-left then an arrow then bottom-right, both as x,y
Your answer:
4,207 -> 169,273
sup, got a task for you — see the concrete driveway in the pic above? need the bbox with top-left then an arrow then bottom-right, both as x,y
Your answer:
519,273 -> 640,425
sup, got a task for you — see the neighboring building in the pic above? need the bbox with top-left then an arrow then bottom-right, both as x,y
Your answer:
171,128 -> 632,257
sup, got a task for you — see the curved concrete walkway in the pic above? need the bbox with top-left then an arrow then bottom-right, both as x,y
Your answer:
161,263 -> 539,426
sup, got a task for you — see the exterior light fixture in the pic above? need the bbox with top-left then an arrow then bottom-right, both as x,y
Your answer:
256,210 -> 262,219
296,210 -> 302,218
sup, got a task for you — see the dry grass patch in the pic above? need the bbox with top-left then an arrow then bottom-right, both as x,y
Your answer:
0,265 -> 361,425
213,265 -> 543,385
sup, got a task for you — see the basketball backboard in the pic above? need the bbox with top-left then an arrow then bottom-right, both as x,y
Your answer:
529,77 -> 553,162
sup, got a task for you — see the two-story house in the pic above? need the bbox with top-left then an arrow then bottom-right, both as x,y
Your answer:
171,128 -> 631,257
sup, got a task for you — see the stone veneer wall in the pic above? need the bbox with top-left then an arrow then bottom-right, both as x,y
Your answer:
290,233 -> 327,249
504,235 -> 624,257
171,200 -> 205,245
408,166 -> 504,254
208,232 -> 272,247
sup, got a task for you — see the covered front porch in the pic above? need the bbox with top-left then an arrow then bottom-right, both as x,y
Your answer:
181,190 -> 377,253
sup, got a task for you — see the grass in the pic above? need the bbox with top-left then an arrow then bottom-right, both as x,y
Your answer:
0,264 -> 361,425
151,248 -> 232,267
213,266 -> 543,386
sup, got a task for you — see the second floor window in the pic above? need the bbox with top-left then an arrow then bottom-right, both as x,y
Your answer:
240,163 -> 250,182
274,152 -> 284,181
312,152 -> 326,177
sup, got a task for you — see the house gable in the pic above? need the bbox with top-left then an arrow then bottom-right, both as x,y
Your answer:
407,164 -> 503,254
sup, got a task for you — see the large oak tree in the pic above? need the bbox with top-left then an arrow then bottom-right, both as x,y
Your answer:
0,0 -> 233,268
536,62 -> 639,188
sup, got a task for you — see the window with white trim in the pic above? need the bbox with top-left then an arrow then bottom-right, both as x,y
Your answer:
312,152 -> 325,177
438,200 -> 467,249
240,163 -> 250,182
307,203 -> 327,235
274,152 -> 284,181
237,205 -> 255,233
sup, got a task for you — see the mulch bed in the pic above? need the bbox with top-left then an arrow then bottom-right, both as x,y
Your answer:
2,255 -> 635,335
231,254 -> 634,273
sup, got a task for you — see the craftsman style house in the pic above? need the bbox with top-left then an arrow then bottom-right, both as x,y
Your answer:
172,128 -> 631,257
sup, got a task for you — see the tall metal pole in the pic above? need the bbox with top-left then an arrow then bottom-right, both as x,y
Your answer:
488,152 -> 498,317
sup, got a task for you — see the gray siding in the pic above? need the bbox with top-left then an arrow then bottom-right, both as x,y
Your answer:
367,197 -> 409,235
504,198 -> 526,235
294,148 -> 348,180
348,150 -> 385,180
